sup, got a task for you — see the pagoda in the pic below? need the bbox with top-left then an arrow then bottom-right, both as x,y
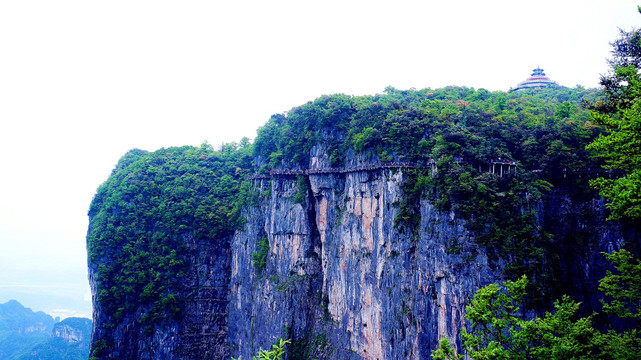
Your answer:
511,67 -> 559,91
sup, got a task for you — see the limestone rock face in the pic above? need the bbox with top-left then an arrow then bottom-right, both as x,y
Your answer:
227,147 -> 503,360
89,145 -> 639,359
53,318 -> 92,343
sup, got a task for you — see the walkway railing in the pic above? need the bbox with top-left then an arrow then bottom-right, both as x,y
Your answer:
248,158 -> 519,179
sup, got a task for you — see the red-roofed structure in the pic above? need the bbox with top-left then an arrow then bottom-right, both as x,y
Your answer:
512,67 -> 559,91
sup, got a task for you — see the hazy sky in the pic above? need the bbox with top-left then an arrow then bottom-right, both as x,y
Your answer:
0,1 -> 638,319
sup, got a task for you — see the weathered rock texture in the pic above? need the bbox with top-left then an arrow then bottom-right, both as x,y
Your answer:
226,147 -> 507,360
53,318 -> 92,343
89,232 -> 230,360
54,324 -> 84,343
89,147 -> 639,359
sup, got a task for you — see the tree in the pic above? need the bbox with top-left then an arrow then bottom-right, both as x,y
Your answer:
458,275 -> 596,360
431,338 -> 463,360
587,66 -> 641,220
432,250 -> 641,360
593,249 -> 641,360
587,8 -> 641,220
599,249 -> 641,321
232,338 -> 290,360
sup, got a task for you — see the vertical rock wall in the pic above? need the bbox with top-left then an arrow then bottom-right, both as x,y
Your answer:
89,233 -> 230,360
226,149 -> 639,359
89,147 -> 639,359
227,148 -> 503,359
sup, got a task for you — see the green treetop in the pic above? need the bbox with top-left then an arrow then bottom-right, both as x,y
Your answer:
587,8 -> 641,220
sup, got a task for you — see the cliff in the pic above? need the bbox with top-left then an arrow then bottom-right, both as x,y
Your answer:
227,147 -> 504,359
20,317 -> 93,360
0,300 -> 91,360
87,87 -> 640,359
227,147 -> 638,359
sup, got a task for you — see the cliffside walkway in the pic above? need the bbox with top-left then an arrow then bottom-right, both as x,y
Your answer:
248,158 -> 518,180
561,168 -> 624,178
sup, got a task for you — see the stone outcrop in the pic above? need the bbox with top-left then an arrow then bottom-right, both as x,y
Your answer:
88,232 -> 230,360
226,147 -> 505,359
89,146 -> 639,359
53,318 -> 92,343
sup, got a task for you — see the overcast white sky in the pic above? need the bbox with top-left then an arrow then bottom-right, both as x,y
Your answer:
0,1 -> 638,319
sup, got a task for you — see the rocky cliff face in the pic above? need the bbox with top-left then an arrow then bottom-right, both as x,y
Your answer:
226,148 -> 639,359
54,322 -> 87,343
89,232 -> 230,360
540,187 -> 640,318
227,147 -> 505,359
88,147 -> 639,359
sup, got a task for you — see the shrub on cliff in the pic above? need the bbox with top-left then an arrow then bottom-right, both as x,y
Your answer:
232,338 -> 290,360
432,250 -> 641,360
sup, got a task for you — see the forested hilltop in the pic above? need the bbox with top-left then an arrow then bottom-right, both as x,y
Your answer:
255,85 -> 605,278
89,85 -> 601,332
87,84 -> 624,359
254,86 -> 598,174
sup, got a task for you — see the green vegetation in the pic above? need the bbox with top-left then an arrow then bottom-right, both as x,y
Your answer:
462,275 -> 596,360
292,175 -> 309,204
86,7 -> 641,360
0,301 -> 91,360
437,16 -> 641,359
232,338 -> 290,360
252,236 -> 270,275
87,142 -> 253,358
255,87 -> 597,173
253,84 -> 599,282
586,9 -> 641,220
596,250 -> 641,360
431,249 -> 641,360
598,250 -> 641,321
287,332 -> 332,360
89,75 -> 613,360
431,338 -> 463,360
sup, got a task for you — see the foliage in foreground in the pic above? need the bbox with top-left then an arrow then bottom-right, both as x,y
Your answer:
232,338 -> 291,360
587,65 -> 641,220
431,249 -> 641,360
586,7 -> 641,221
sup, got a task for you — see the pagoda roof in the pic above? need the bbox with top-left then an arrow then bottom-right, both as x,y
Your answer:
512,67 -> 559,91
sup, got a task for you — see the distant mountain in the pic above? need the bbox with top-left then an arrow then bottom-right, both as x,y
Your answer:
0,300 -> 91,360
0,299 -> 55,334
17,317 -> 92,360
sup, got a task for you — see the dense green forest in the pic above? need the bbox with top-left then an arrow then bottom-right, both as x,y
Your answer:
255,85 -> 603,284
254,85 -> 598,173
88,83 -> 603,357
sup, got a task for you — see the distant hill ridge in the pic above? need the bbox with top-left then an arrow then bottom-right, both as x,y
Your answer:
0,300 -> 91,360
0,299 -> 56,334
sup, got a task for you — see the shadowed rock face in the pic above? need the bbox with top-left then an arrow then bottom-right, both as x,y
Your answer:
90,146 -> 639,359
88,232 -> 231,360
